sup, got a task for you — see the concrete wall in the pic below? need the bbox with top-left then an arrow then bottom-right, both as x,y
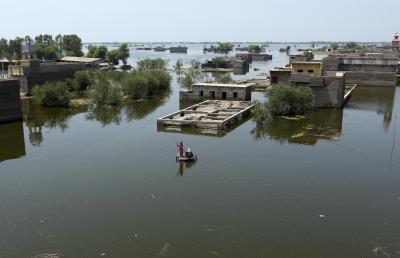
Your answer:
180,85 -> 252,101
292,62 -> 323,76
0,79 -> 22,123
270,70 -> 291,85
309,76 -> 345,108
345,72 -> 397,87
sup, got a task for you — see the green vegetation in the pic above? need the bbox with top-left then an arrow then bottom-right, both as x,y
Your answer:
174,59 -> 183,70
0,34 -> 84,61
137,58 -> 167,71
33,68 -> 171,107
214,42 -> 234,56
87,45 -> 108,59
346,42 -> 361,50
330,43 -> 339,50
89,73 -> 123,106
255,85 -> 313,118
248,44 -> 262,53
106,44 -> 130,66
190,59 -> 201,69
32,82 -> 73,107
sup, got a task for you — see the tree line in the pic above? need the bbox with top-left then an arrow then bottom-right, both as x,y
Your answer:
0,34 -> 83,61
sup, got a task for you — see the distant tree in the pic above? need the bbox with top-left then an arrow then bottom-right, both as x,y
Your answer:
175,59 -> 183,70
330,43 -> 339,50
190,59 -> 201,69
62,34 -> 83,56
346,42 -> 361,49
96,46 -> 108,59
106,49 -> 120,65
137,58 -> 166,71
55,34 -> 64,56
0,38 -> 8,59
8,37 -> 23,60
118,43 -> 130,66
214,42 -> 233,56
248,44 -> 262,53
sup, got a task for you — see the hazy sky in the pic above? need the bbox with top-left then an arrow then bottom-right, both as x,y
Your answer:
1,0 -> 399,42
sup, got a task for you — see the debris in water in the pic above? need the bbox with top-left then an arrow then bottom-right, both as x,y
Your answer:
210,251 -> 220,256
157,242 -> 170,256
372,246 -> 390,258
33,254 -> 59,258
40,220 -> 46,223
319,214 -> 326,218
205,228 -> 215,232
100,253 -> 106,257
150,193 -> 156,200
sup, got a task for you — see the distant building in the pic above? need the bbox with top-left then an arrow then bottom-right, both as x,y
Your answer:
60,56 -> 104,67
180,83 -> 254,101
392,33 -> 399,51
169,46 -> 188,54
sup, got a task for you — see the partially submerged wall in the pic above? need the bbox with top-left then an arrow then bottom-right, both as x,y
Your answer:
0,79 -> 22,123
345,72 -> 397,87
310,76 -> 345,108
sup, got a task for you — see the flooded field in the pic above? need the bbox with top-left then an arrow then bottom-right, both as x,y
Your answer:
0,44 -> 399,258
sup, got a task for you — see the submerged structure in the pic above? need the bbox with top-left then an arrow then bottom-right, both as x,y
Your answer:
157,100 -> 254,130
180,83 -> 253,101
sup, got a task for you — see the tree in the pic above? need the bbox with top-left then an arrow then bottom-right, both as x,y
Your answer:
346,42 -> 361,49
8,37 -> 23,60
330,43 -> 339,50
62,34 -> 83,56
137,58 -> 166,71
118,44 -> 130,66
214,42 -> 233,56
87,45 -> 108,59
106,50 -> 120,65
248,44 -> 262,53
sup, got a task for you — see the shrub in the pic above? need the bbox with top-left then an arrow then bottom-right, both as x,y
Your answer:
89,73 -> 123,105
137,58 -> 167,71
265,85 -> 313,116
32,82 -> 73,107
71,70 -> 92,91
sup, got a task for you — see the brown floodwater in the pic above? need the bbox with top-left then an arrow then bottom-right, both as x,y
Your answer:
0,44 -> 399,257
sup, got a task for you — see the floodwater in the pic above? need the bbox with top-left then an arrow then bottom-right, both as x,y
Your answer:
0,44 -> 400,258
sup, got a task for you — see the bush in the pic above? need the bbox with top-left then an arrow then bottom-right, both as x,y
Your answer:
32,82 -> 73,107
265,85 -> 313,116
137,58 -> 167,71
89,73 -> 123,105
71,70 -> 92,91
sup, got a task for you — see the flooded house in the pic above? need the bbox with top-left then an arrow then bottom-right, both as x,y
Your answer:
169,46 -> 188,53
0,78 -> 22,123
180,83 -> 253,101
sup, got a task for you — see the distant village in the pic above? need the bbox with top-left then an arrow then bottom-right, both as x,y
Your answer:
1,34 -> 399,130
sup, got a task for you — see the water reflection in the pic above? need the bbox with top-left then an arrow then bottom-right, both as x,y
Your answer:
177,161 -> 196,176
346,87 -> 396,131
252,110 -> 343,145
0,121 -> 26,163
22,100 -> 87,146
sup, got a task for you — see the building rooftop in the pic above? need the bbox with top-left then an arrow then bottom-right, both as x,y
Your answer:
193,83 -> 254,88
291,61 -> 322,65
60,56 -> 102,63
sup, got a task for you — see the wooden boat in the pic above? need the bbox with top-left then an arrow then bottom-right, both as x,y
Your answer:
176,152 -> 197,162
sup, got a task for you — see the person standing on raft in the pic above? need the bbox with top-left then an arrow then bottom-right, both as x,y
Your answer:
177,142 -> 184,157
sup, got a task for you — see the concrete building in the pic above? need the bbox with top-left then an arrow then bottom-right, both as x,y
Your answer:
60,56 -> 104,67
392,33 -> 400,52
289,52 -> 314,64
270,68 -> 292,85
0,78 -> 22,123
292,62 -> 323,76
180,83 -> 253,101
322,54 -> 398,86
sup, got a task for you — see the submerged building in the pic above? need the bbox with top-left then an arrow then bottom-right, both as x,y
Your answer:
180,83 -> 254,101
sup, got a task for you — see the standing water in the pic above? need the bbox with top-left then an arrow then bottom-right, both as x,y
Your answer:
0,44 -> 399,258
